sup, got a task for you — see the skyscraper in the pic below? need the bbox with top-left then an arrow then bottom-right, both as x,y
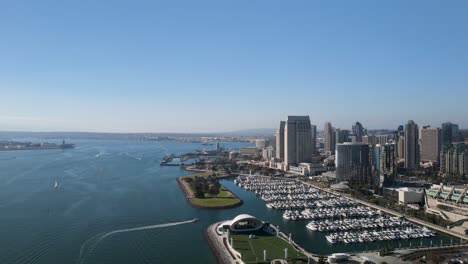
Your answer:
440,143 -> 468,177
324,122 -> 335,155
352,122 -> 365,142
335,129 -> 350,144
275,121 -> 285,160
420,126 -> 441,162
336,143 -> 371,184
405,120 -> 420,170
311,124 -> 317,155
397,137 -> 405,160
373,144 -> 397,188
284,116 -> 314,165
442,122 -> 460,147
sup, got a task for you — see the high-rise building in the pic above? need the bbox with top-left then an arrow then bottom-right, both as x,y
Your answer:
397,137 -> 405,160
284,116 -> 314,165
440,143 -> 468,177
381,144 -> 397,183
442,122 -> 460,147
362,135 -> 378,145
420,126 -> 441,162
453,124 -> 460,142
324,122 -> 335,155
262,146 -> 275,160
352,122 -> 365,142
397,125 -> 404,134
336,142 -> 371,184
405,120 -> 420,170
275,121 -> 285,160
372,144 -> 397,188
376,135 -> 389,145
311,124 -> 317,155
335,129 -> 350,144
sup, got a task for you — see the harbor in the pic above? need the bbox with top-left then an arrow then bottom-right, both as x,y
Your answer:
0,139 -> 462,263
234,175 -> 461,253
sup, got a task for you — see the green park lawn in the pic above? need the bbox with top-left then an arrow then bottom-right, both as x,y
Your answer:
182,174 -> 241,207
230,230 -> 308,264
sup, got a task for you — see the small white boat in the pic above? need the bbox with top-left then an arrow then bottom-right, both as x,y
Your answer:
54,180 -> 58,189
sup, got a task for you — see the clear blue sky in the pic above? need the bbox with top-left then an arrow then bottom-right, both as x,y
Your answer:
1,0 -> 467,133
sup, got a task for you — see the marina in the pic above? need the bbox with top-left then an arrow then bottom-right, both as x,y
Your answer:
235,175 -> 444,248
325,226 -> 436,244
283,206 -> 377,220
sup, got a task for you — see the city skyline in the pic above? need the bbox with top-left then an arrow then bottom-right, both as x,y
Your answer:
1,0 -> 468,132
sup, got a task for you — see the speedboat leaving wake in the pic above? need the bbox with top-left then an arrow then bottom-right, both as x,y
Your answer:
77,218 -> 198,263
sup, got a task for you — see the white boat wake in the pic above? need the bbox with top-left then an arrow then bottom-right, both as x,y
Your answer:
77,219 -> 198,264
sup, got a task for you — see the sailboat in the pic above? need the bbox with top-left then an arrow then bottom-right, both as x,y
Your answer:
54,180 -> 58,189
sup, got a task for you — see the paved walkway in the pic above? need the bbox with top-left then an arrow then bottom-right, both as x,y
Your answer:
205,222 -> 242,264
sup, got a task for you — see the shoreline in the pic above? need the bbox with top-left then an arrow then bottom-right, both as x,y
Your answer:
176,174 -> 243,209
204,222 -> 238,264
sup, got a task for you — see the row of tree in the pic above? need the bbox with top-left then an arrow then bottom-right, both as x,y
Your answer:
185,175 -> 221,198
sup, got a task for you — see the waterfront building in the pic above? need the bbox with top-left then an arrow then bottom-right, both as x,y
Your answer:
256,139 -> 267,149
288,163 -> 311,176
336,143 -> 371,184
324,122 -> 335,155
352,122 -> 365,142
420,126 -> 441,163
269,160 -> 288,171
426,184 -> 468,221
335,129 -> 350,144
404,120 -> 420,170
276,121 -> 285,160
284,116 -> 314,165
398,188 -> 424,205
220,214 -> 264,232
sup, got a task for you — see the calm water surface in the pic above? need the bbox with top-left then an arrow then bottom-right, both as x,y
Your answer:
0,140 -> 456,264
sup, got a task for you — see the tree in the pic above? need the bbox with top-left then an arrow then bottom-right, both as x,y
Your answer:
208,185 -> 220,196
194,184 -> 205,198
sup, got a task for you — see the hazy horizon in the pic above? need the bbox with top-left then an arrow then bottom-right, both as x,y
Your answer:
1,1 -> 467,132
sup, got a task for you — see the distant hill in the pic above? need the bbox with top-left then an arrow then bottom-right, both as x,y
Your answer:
218,128 -> 275,136
0,131 -> 216,140
0,129 -> 276,140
